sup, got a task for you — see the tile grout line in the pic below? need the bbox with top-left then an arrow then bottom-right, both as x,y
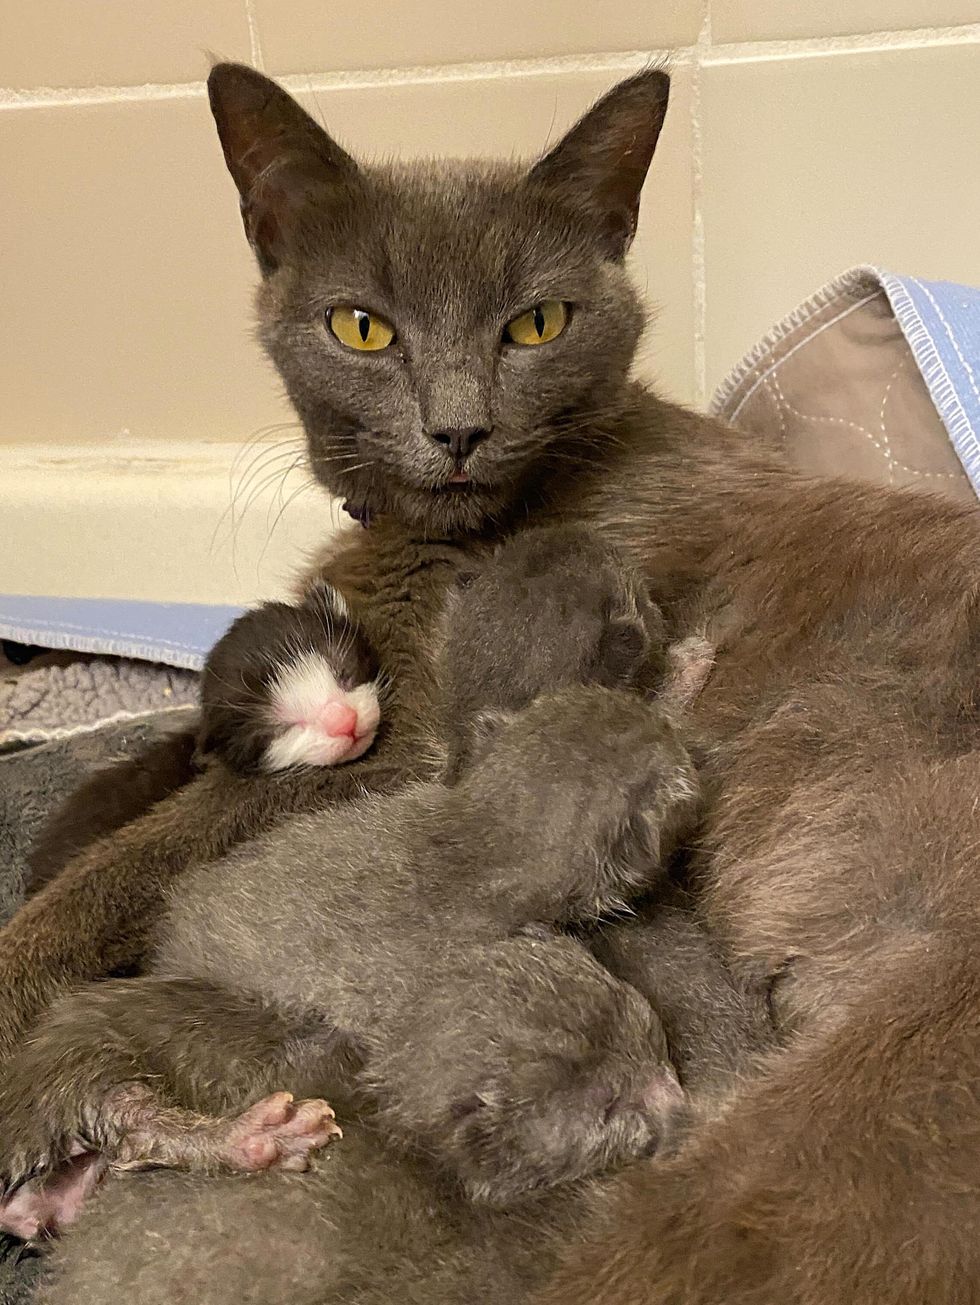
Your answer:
0,50 -> 678,110
243,0 -> 265,71
702,22 -> 980,65
2,24 -> 979,110
690,1 -> 711,409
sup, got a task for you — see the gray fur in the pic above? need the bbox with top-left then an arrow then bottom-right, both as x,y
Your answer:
34,1127 -> 588,1305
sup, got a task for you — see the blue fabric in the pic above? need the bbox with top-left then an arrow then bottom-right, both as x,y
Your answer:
0,596 -> 243,672
876,272 -> 980,496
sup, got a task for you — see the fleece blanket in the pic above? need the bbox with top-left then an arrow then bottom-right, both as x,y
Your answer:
0,648 -> 197,750
0,266 -> 978,1296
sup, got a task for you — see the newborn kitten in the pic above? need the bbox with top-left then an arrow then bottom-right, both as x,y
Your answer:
199,582 -> 382,773
435,524 -> 669,780
0,526 -> 701,1237
23,587 -> 384,901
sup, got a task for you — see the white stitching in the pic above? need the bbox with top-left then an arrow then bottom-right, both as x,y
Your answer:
726,294 -> 881,423
878,274 -> 980,492
768,370 -> 956,480
878,355 -> 905,484
912,277 -> 980,406
761,376 -> 788,444
0,611 -> 222,654
710,265 -> 882,417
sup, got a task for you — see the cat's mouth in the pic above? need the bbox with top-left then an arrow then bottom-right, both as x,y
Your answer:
435,469 -> 476,493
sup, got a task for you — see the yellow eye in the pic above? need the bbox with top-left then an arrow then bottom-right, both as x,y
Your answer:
328,306 -> 396,352
504,300 -> 568,347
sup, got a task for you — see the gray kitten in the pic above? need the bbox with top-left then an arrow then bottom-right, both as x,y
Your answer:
0,526 -> 703,1237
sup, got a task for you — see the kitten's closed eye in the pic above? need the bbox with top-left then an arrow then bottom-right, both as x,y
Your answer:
263,649 -> 381,772
199,589 -> 382,775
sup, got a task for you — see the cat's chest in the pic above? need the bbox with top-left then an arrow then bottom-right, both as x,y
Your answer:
316,527 -> 490,731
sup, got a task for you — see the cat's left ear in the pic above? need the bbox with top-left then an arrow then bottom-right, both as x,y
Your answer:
208,63 -> 359,274
528,68 -> 670,260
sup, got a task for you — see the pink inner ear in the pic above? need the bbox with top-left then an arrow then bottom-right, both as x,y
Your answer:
317,701 -> 359,738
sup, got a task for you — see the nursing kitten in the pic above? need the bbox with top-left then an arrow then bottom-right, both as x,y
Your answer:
0,526 -> 700,1237
22,591 -> 382,902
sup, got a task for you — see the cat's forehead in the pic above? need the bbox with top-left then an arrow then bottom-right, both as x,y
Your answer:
348,159 -> 600,317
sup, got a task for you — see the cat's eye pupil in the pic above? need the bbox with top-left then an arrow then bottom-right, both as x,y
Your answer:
328,305 -> 396,352
503,300 -> 569,348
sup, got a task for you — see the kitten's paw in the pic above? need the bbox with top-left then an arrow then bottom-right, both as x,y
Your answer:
207,1092 -> 342,1173
0,1148 -> 106,1240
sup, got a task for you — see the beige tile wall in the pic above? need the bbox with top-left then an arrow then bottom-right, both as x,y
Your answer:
1,3 -> 979,601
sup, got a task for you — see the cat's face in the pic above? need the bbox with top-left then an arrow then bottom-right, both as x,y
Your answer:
209,65 -> 669,536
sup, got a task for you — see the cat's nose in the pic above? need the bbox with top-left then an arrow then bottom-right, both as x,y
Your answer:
428,426 -> 491,461
316,701 -> 359,739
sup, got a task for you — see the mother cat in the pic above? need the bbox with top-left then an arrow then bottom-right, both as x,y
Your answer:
3,63 -> 979,1305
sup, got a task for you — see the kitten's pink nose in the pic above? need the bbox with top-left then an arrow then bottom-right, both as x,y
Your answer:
317,701 -> 359,739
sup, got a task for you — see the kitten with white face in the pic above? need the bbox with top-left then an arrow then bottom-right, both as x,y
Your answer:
198,583 -> 382,774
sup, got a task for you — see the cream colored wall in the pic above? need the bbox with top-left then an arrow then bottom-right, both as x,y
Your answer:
2,3 -> 980,602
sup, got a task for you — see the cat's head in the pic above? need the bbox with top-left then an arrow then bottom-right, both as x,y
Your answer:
457,685 -> 701,920
437,523 -> 667,781
208,64 -> 670,536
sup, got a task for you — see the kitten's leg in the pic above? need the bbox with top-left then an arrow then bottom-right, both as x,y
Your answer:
199,583 -> 383,774
24,729 -> 199,898
0,977 -> 348,1239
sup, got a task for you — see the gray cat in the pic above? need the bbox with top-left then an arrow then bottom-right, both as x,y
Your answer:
0,526 -> 706,1238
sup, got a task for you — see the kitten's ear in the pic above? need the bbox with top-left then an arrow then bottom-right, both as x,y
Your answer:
207,63 -> 359,274
528,68 -> 670,260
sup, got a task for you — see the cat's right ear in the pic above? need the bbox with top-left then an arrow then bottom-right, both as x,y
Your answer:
207,63 -> 358,274
528,67 -> 670,260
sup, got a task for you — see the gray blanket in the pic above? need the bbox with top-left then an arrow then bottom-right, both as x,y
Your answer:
0,707 -> 195,928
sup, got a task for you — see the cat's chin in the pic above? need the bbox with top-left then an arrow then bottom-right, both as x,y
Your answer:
403,483 -> 507,537
340,472 -> 514,538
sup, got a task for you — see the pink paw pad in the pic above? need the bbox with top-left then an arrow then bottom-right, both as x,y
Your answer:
0,1150 -> 106,1240
223,1092 -> 342,1173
